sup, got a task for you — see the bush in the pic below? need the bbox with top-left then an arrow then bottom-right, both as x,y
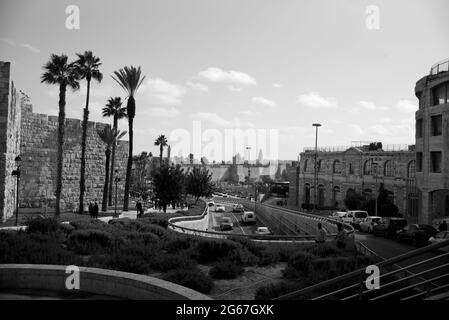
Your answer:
255,281 -> 302,300
125,232 -> 159,245
141,217 -> 169,228
162,268 -> 213,294
283,252 -> 314,279
305,243 -> 342,258
26,217 -> 60,235
257,247 -> 280,266
162,234 -> 195,253
195,239 -> 239,263
150,253 -> 196,272
67,229 -> 118,254
209,260 -> 244,279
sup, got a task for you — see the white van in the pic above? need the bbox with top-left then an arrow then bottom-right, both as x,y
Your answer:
342,210 -> 369,226
242,211 -> 256,224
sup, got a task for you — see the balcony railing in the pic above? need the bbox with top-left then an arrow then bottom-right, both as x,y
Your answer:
303,144 -> 411,153
430,59 -> 449,75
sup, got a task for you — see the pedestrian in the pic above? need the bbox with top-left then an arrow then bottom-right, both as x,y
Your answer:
93,202 -> 99,219
88,202 -> 93,218
336,223 -> 347,249
439,220 -> 448,232
315,222 -> 327,244
136,201 -> 143,218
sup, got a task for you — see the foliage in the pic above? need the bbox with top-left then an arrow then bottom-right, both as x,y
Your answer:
67,229 -> 119,254
152,164 -> 185,212
162,268 -> 214,294
185,166 -> 215,202
26,217 -> 61,235
255,281 -> 303,300
344,189 -> 365,210
209,260 -> 244,279
282,252 -> 314,279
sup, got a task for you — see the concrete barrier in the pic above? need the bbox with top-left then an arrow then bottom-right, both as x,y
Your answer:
0,264 -> 211,300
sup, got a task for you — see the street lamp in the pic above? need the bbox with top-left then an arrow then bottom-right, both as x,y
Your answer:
312,123 -> 321,213
114,169 -> 120,217
371,160 -> 379,216
246,146 -> 251,196
11,155 -> 22,226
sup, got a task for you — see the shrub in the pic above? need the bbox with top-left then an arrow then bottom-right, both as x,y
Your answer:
162,268 -> 213,294
141,217 -> 169,228
126,232 -> 159,245
150,253 -> 196,272
255,281 -> 302,300
283,252 -> 314,279
305,243 -> 342,258
162,234 -> 195,253
257,247 -> 280,266
226,247 -> 259,267
67,229 -> 118,254
209,260 -> 244,279
26,217 -> 60,235
195,239 -> 239,263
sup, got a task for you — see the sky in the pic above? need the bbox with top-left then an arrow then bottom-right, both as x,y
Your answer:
1,0 -> 448,161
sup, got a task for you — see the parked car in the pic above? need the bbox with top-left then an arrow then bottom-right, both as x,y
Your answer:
207,201 -> 215,207
219,217 -> 233,231
255,227 -> 271,235
359,216 -> 382,233
428,231 -> 449,252
242,211 -> 256,224
232,204 -> 245,213
397,224 -> 438,246
215,204 -> 226,212
342,211 -> 369,227
329,212 -> 347,221
373,217 -> 408,238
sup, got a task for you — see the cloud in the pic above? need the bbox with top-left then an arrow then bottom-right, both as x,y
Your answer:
192,112 -> 255,128
357,101 -> 377,110
198,67 -> 257,86
141,78 -> 186,105
143,107 -> 181,118
272,83 -> 283,88
239,110 -> 260,116
395,100 -> 417,113
251,97 -> 277,108
186,81 -> 208,92
348,124 -> 364,135
0,38 -> 15,46
296,92 -> 338,109
21,43 -> 40,53
228,85 -> 243,92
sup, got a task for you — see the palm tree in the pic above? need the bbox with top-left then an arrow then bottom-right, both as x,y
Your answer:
102,97 -> 127,206
41,54 -> 80,217
111,66 -> 146,211
74,51 -> 103,215
154,134 -> 168,166
98,126 -> 127,212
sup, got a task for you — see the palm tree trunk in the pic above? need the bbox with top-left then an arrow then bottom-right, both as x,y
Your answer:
55,83 -> 67,218
102,149 -> 111,212
79,79 -> 91,214
123,116 -> 133,211
108,116 -> 118,206
159,145 -> 163,166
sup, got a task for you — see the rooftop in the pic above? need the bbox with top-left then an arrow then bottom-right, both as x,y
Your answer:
430,59 -> 449,76
303,143 -> 414,153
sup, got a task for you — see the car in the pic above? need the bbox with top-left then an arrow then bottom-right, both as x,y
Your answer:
215,204 -> 226,212
329,212 -> 347,221
359,216 -> 382,233
428,231 -> 449,252
255,227 -> 271,235
342,211 -> 369,227
219,217 -> 233,231
241,211 -> 256,224
396,224 -> 439,246
373,217 -> 408,238
232,204 -> 245,213
207,201 -> 215,207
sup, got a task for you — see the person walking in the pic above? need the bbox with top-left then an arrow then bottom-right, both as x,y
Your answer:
136,201 -> 143,218
93,202 -> 99,219
439,220 -> 448,232
336,223 -> 347,249
315,222 -> 327,244
88,202 -> 93,218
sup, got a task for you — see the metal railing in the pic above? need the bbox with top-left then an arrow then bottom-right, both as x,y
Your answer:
303,144 -> 411,153
430,59 -> 449,75
274,238 -> 449,300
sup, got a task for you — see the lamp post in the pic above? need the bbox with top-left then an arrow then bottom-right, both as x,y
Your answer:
312,124 -> 321,214
11,155 -> 22,226
114,169 -> 120,217
371,160 -> 379,216
246,146 -> 251,197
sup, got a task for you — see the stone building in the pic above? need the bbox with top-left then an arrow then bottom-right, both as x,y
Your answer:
0,61 -> 128,221
288,144 -> 417,222
415,59 -> 449,224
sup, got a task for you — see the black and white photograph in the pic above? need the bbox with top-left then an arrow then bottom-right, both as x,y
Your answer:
0,0 -> 448,312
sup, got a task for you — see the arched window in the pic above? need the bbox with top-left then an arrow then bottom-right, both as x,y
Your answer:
318,184 -> 325,207
303,159 -> 308,173
317,160 -> 323,172
363,160 -> 372,175
348,163 -> 354,175
332,186 -> 341,206
304,184 -> 311,205
384,160 -> 394,177
333,160 -> 341,174
407,160 -> 416,178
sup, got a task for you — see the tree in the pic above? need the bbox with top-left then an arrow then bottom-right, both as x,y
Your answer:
185,166 -> 214,203
98,127 -> 126,212
41,54 -> 80,217
74,51 -> 103,214
344,189 -> 364,210
112,66 -> 146,211
152,164 -> 185,212
102,97 -> 127,206
154,134 -> 168,166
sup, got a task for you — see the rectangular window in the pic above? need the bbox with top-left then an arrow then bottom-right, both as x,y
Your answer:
431,115 -> 443,136
416,119 -> 423,138
430,151 -> 442,173
417,152 -> 423,172
433,82 -> 448,105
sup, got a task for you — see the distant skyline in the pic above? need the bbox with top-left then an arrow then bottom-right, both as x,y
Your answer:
1,0 -> 448,160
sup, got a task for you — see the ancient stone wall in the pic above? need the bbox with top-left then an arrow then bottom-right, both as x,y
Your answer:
0,62 -> 22,221
19,104 -> 128,210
